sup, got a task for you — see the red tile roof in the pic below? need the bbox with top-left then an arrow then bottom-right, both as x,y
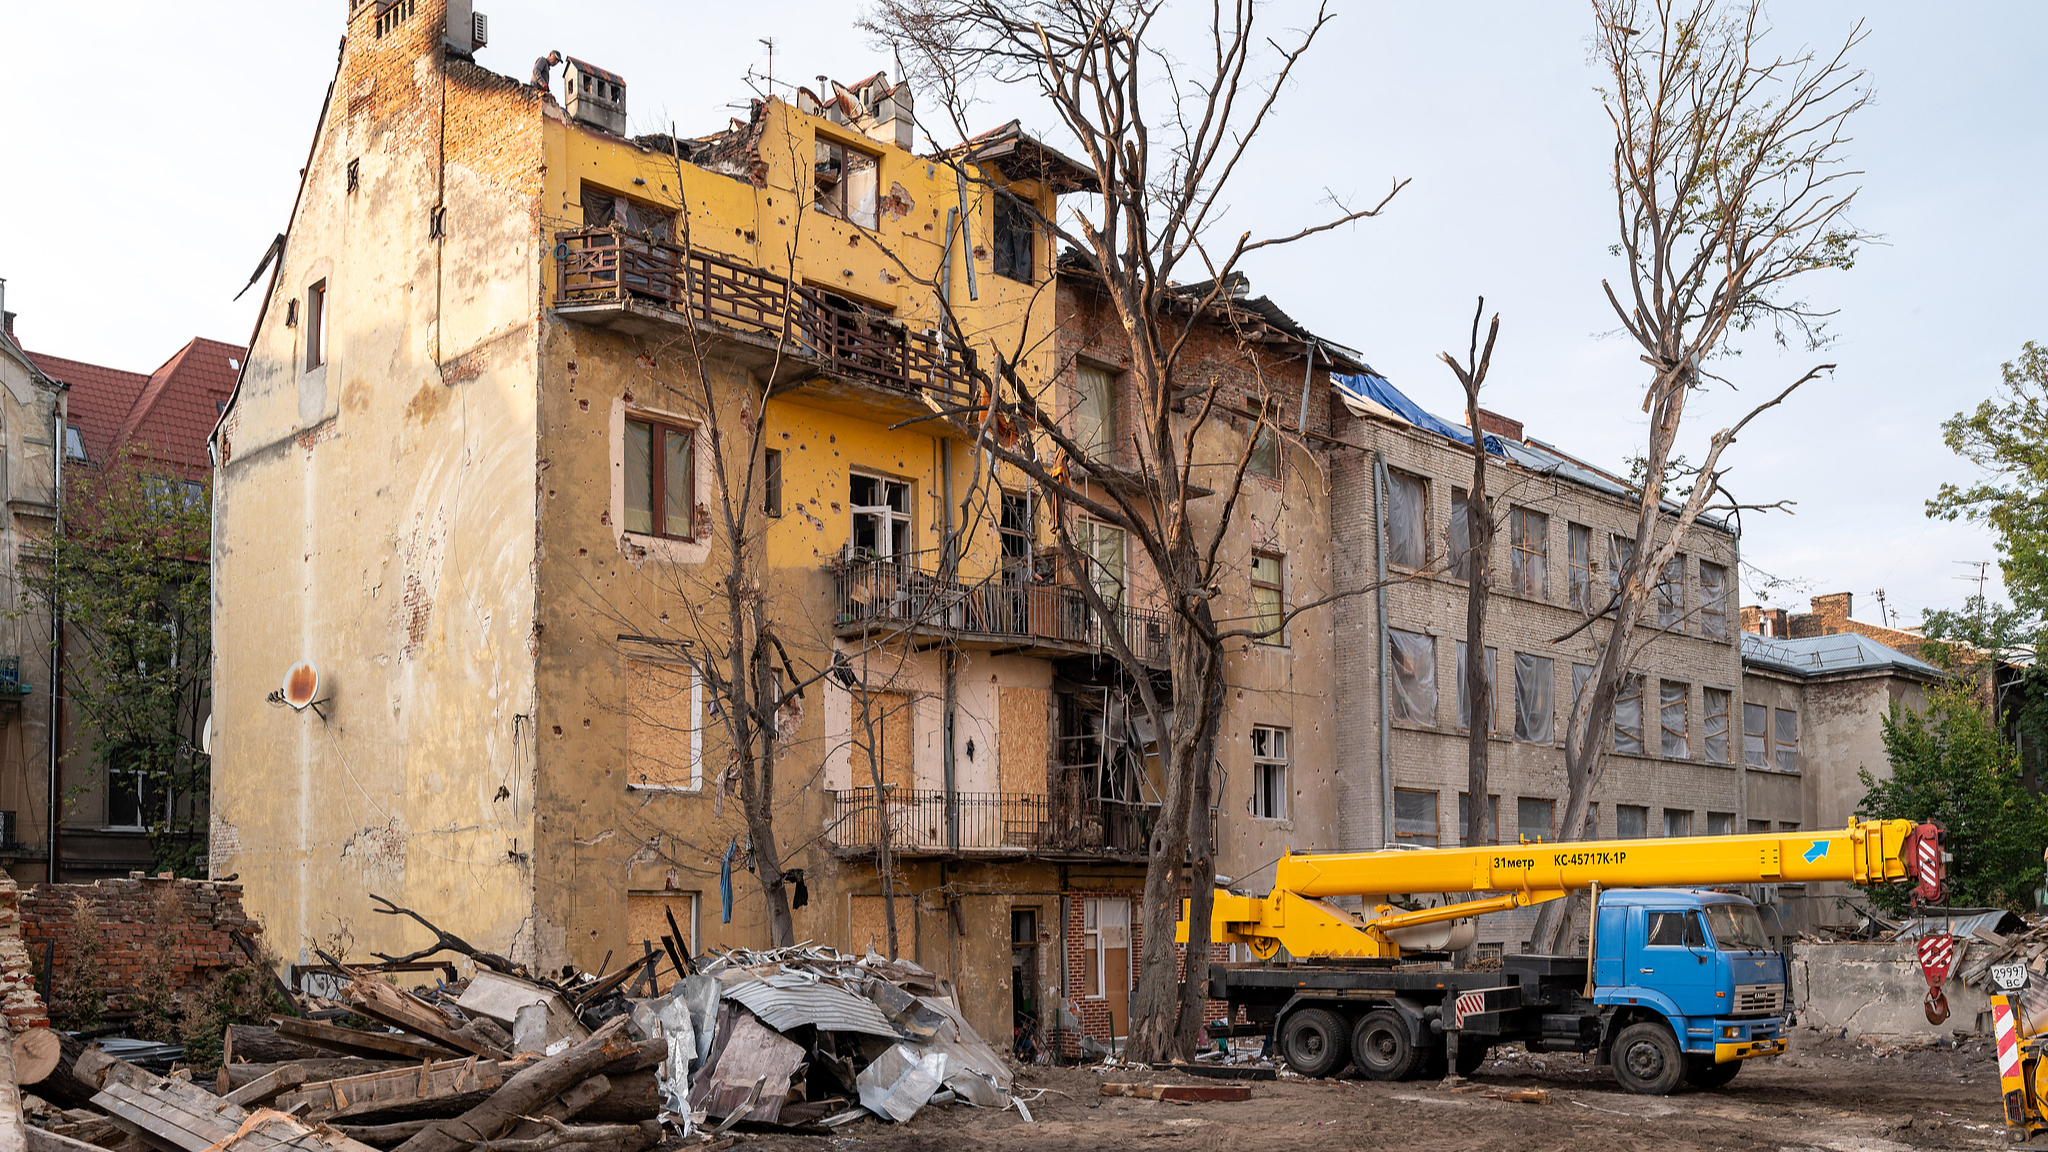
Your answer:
26,338 -> 245,482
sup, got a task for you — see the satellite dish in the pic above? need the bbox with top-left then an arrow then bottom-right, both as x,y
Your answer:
283,661 -> 321,710
201,714 -> 213,756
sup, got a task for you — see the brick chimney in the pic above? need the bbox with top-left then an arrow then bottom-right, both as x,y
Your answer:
1743,607 -> 1790,638
1809,592 -> 1852,632
1475,409 -> 1523,442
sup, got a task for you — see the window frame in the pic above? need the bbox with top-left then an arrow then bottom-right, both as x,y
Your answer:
1250,725 -> 1290,820
1663,808 -> 1693,838
1702,687 -> 1731,764
1388,629 -> 1438,726
849,471 -> 914,563
763,448 -> 782,517
1385,470 -> 1429,570
305,280 -> 328,370
1616,804 -> 1649,839
1659,679 -> 1690,759
1081,897 -> 1130,1000
1509,506 -> 1548,597
1073,516 -> 1127,606
1455,640 -> 1497,733
1743,702 -> 1769,768
812,134 -> 881,228
1774,708 -> 1799,772
1657,554 -> 1685,628
1568,522 -> 1592,608
1393,787 -> 1439,847
625,414 -> 698,541
1449,488 -> 1475,583
1517,796 -> 1556,843
992,196 -> 1036,283
1613,673 -> 1645,756
1513,652 -> 1555,745
1073,363 -> 1118,460
1699,560 -> 1730,638
999,489 -> 1033,571
1250,551 -> 1286,646
1458,792 -> 1501,845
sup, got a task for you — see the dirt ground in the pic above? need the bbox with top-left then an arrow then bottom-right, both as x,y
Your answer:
737,1027 -> 2014,1152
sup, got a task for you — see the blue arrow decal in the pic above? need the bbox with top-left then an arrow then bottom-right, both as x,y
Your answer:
1803,840 -> 1829,863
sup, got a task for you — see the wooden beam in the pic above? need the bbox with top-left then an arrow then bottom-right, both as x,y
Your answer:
274,1017 -> 461,1062
274,1058 -> 502,1123
347,980 -> 504,1059
1099,1083 -> 1253,1102
220,1064 -> 308,1109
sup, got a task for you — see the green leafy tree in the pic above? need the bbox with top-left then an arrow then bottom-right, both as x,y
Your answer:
26,443 -> 211,875
1857,681 -> 2048,913
1929,342 -> 2048,617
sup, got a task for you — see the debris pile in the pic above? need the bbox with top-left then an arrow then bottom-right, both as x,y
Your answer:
12,901 -> 1025,1149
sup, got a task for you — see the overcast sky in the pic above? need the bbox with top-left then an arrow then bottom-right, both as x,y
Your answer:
7,2 -> 2041,628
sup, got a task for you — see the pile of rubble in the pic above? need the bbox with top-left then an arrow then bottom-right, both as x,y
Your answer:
12,905 -> 1025,1150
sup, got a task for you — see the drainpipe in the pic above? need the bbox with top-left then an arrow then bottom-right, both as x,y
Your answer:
1293,342 -> 1318,434
1373,451 -> 1392,850
46,400 -> 62,882
940,439 -> 958,852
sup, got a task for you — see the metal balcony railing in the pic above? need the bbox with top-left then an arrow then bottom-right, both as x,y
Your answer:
825,788 -> 1214,859
0,657 -> 31,697
553,229 -> 979,400
830,549 -> 1171,664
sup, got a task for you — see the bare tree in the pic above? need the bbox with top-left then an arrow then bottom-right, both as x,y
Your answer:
867,0 -> 1404,1060
1530,0 -> 1872,950
1442,302 -> 1501,851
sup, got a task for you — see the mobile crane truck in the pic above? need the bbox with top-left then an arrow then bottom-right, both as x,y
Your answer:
1179,818 -> 1947,1094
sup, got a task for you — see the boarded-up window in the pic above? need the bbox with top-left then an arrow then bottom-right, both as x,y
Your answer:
852,690 -> 916,794
627,660 -> 697,789
1617,805 -> 1648,838
1775,708 -> 1799,772
1702,688 -> 1730,763
1510,507 -> 1548,596
1660,680 -> 1689,758
1455,641 -> 1496,732
1568,522 -> 1592,608
1389,629 -> 1437,725
1613,674 -> 1644,756
1514,653 -> 1554,744
1458,793 -> 1500,844
626,892 -> 695,991
1394,788 -> 1438,847
1700,561 -> 1729,638
1743,702 -> 1768,767
997,687 -> 1049,797
1385,470 -> 1427,570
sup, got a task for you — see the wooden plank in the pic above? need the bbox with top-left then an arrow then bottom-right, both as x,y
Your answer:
220,1064 -> 308,1109
275,1018 -> 459,1063
221,1060 -> 412,1093
1099,1083 -> 1253,1102
345,980 -> 500,1059
275,1058 -> 500,1123
27,1125 -> 118,1152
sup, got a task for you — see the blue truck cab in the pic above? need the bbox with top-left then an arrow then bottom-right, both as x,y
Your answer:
1591,888 -> 1789,1086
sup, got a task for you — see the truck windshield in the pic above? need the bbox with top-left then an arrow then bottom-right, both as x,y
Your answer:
1703,903 -> 1768,951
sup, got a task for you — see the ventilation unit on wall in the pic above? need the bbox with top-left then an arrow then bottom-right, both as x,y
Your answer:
444,0 -> 488,53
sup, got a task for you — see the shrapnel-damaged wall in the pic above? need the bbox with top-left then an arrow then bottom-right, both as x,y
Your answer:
0,875 -> 48,1031
21,876 -> 256,1018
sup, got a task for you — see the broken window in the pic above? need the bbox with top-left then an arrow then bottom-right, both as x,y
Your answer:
626,660 -> 698,790
1073,517 -> 1125,606
1617,804 -> 1648,839
1775,708 -> 1799,772
1449,488 -> 1476,582
1247,419 -> 1279,478
1388,629 -> 1437,725
1458,792 -> 1500,844
1385,470 -> 1428,570
1660,680 -> 1689,758
1707,812 -> 1734,836
1517,797 -> 1555,842
1510,506 -> 1547,596
1394,788 -> 1438,847
1250,725 -> 1289,820
1663,809 -> 1693,838
814,137 -> 880,228
1454,641 -> 1496,732
763,448 -> 782,517
999,490 -> 1033,571
1607,533 -> 1635,602
1568,522 -> 1592,608
1743,702 -> 1769,767
305,280 -> 327,371
1073,364 -> 1117,459
1513,653 -> 1554,744
1613,673 -> 1644,756
850,473 -> 913,563
1700,561 -> 1729,638
105,746 -> 167,830
1703,687 -> 1731,763
1657,555 -> 1685,628
1250,553 -> 1284,645
992,197 -> 1035,283
581,187 -> 675,239
625,416 -> 695,539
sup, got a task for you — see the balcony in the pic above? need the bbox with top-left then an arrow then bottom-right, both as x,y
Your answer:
824,788 -> 1214,861
0,658 -> 32,698
830,550 -> 1171,665
552,229 -> 980,422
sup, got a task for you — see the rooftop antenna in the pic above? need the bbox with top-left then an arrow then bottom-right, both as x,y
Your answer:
1954,560 -> 1991,601
759,37 -> 774,86
1872,587 -> 1891,628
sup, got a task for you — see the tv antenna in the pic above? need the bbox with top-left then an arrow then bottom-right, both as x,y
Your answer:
1954,560 -> 1991,601
1872,587 -> 1891,628
760,37 -> 775,86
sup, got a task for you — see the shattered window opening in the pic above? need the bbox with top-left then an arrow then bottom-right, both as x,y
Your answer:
1613,673 -> 1645,757
305,280 -> 327,371
1607,534 -> 1635,604
1743,702 -> 1768,767
849,472 -> 913,564
1517,796 -> 1555,843
999,489 -> 1033,572
814,137 -> 880,228
763,448 -> 782,517
1775,708 -> 1799,772
1073,364 -> 1117,461
1250,725 -> 1289,820
1617,804 -> 1648,839
1663,809 -> 1693,838
1454,640 -> 1496,733
1513,652 -> 1554,745
1657,555 -> 1685,628
992,197 -> 1036,283
1449,488 -> 1475,583
1458,792 -> 1500,845
1072,517 -> 1125,607
1700,561 -> 1729,638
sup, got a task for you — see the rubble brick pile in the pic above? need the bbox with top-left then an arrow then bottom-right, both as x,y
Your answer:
21,875 -> 260,1014
0,874 -> 48,1031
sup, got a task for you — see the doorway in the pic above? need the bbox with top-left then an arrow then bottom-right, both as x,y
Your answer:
1011,908 -> 1040,1059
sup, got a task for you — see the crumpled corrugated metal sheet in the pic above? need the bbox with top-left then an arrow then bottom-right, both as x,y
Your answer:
722,974 -> 903,1037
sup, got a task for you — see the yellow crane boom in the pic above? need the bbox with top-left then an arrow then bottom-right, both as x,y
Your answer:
1189,818 -> 1944,959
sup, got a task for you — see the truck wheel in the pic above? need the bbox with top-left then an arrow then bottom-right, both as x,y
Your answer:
1611,1021 -> 1685,1095
1457,1041 -> 1490,1077
1279,1008 -> 1349,1078
1351,1009 -> 1424,1081
1684,1057 -> 1741,1089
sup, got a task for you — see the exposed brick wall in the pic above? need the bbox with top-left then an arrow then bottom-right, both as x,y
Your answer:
1056,887 -> 1228,1056
22,876 -> 259,1016
0,876 -> 49,1031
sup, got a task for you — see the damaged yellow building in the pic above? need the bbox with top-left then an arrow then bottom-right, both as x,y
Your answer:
213,0 -> 1345,1051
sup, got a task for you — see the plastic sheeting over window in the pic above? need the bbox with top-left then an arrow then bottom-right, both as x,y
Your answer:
1385,470 -> 1427,569
1514,653 -> 1554,744
1608,534 -> 1635,600
1775,708 -> 1799,771
1389,629 -> 1437,725
1617,804 -> 1648,838
1660,680 -> 1689,758
1744,702 -> 1768,766
1613,674 -> 1644,756
1394,788 -> 1439,847
1703,687 -> 1731,763
1449,489 -> 1474,582
1458,792 -> 1500,844
1455,641 -> 1496,732
1658,556 -> 1685,628
1700,561 -> 1729,638
1568,523 -> 1592,608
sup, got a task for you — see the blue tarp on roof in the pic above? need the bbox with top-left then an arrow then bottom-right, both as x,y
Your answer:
1333,372 -> 1507,457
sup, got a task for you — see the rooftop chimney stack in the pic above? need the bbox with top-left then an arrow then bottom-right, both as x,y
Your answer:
563,58 -> 628,136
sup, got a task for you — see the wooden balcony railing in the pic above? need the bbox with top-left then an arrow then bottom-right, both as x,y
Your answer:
829,549 -> 1171,664
825,788 -> 1214,859
552,229 -> 980,400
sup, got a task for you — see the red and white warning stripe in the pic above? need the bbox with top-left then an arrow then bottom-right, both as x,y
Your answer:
1455,992 -> 1486,1026
1918,933 -> 1955,985
1995,997 -> 2025,1114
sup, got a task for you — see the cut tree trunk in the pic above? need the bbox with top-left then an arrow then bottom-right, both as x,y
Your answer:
390,1020 -> 640,1152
